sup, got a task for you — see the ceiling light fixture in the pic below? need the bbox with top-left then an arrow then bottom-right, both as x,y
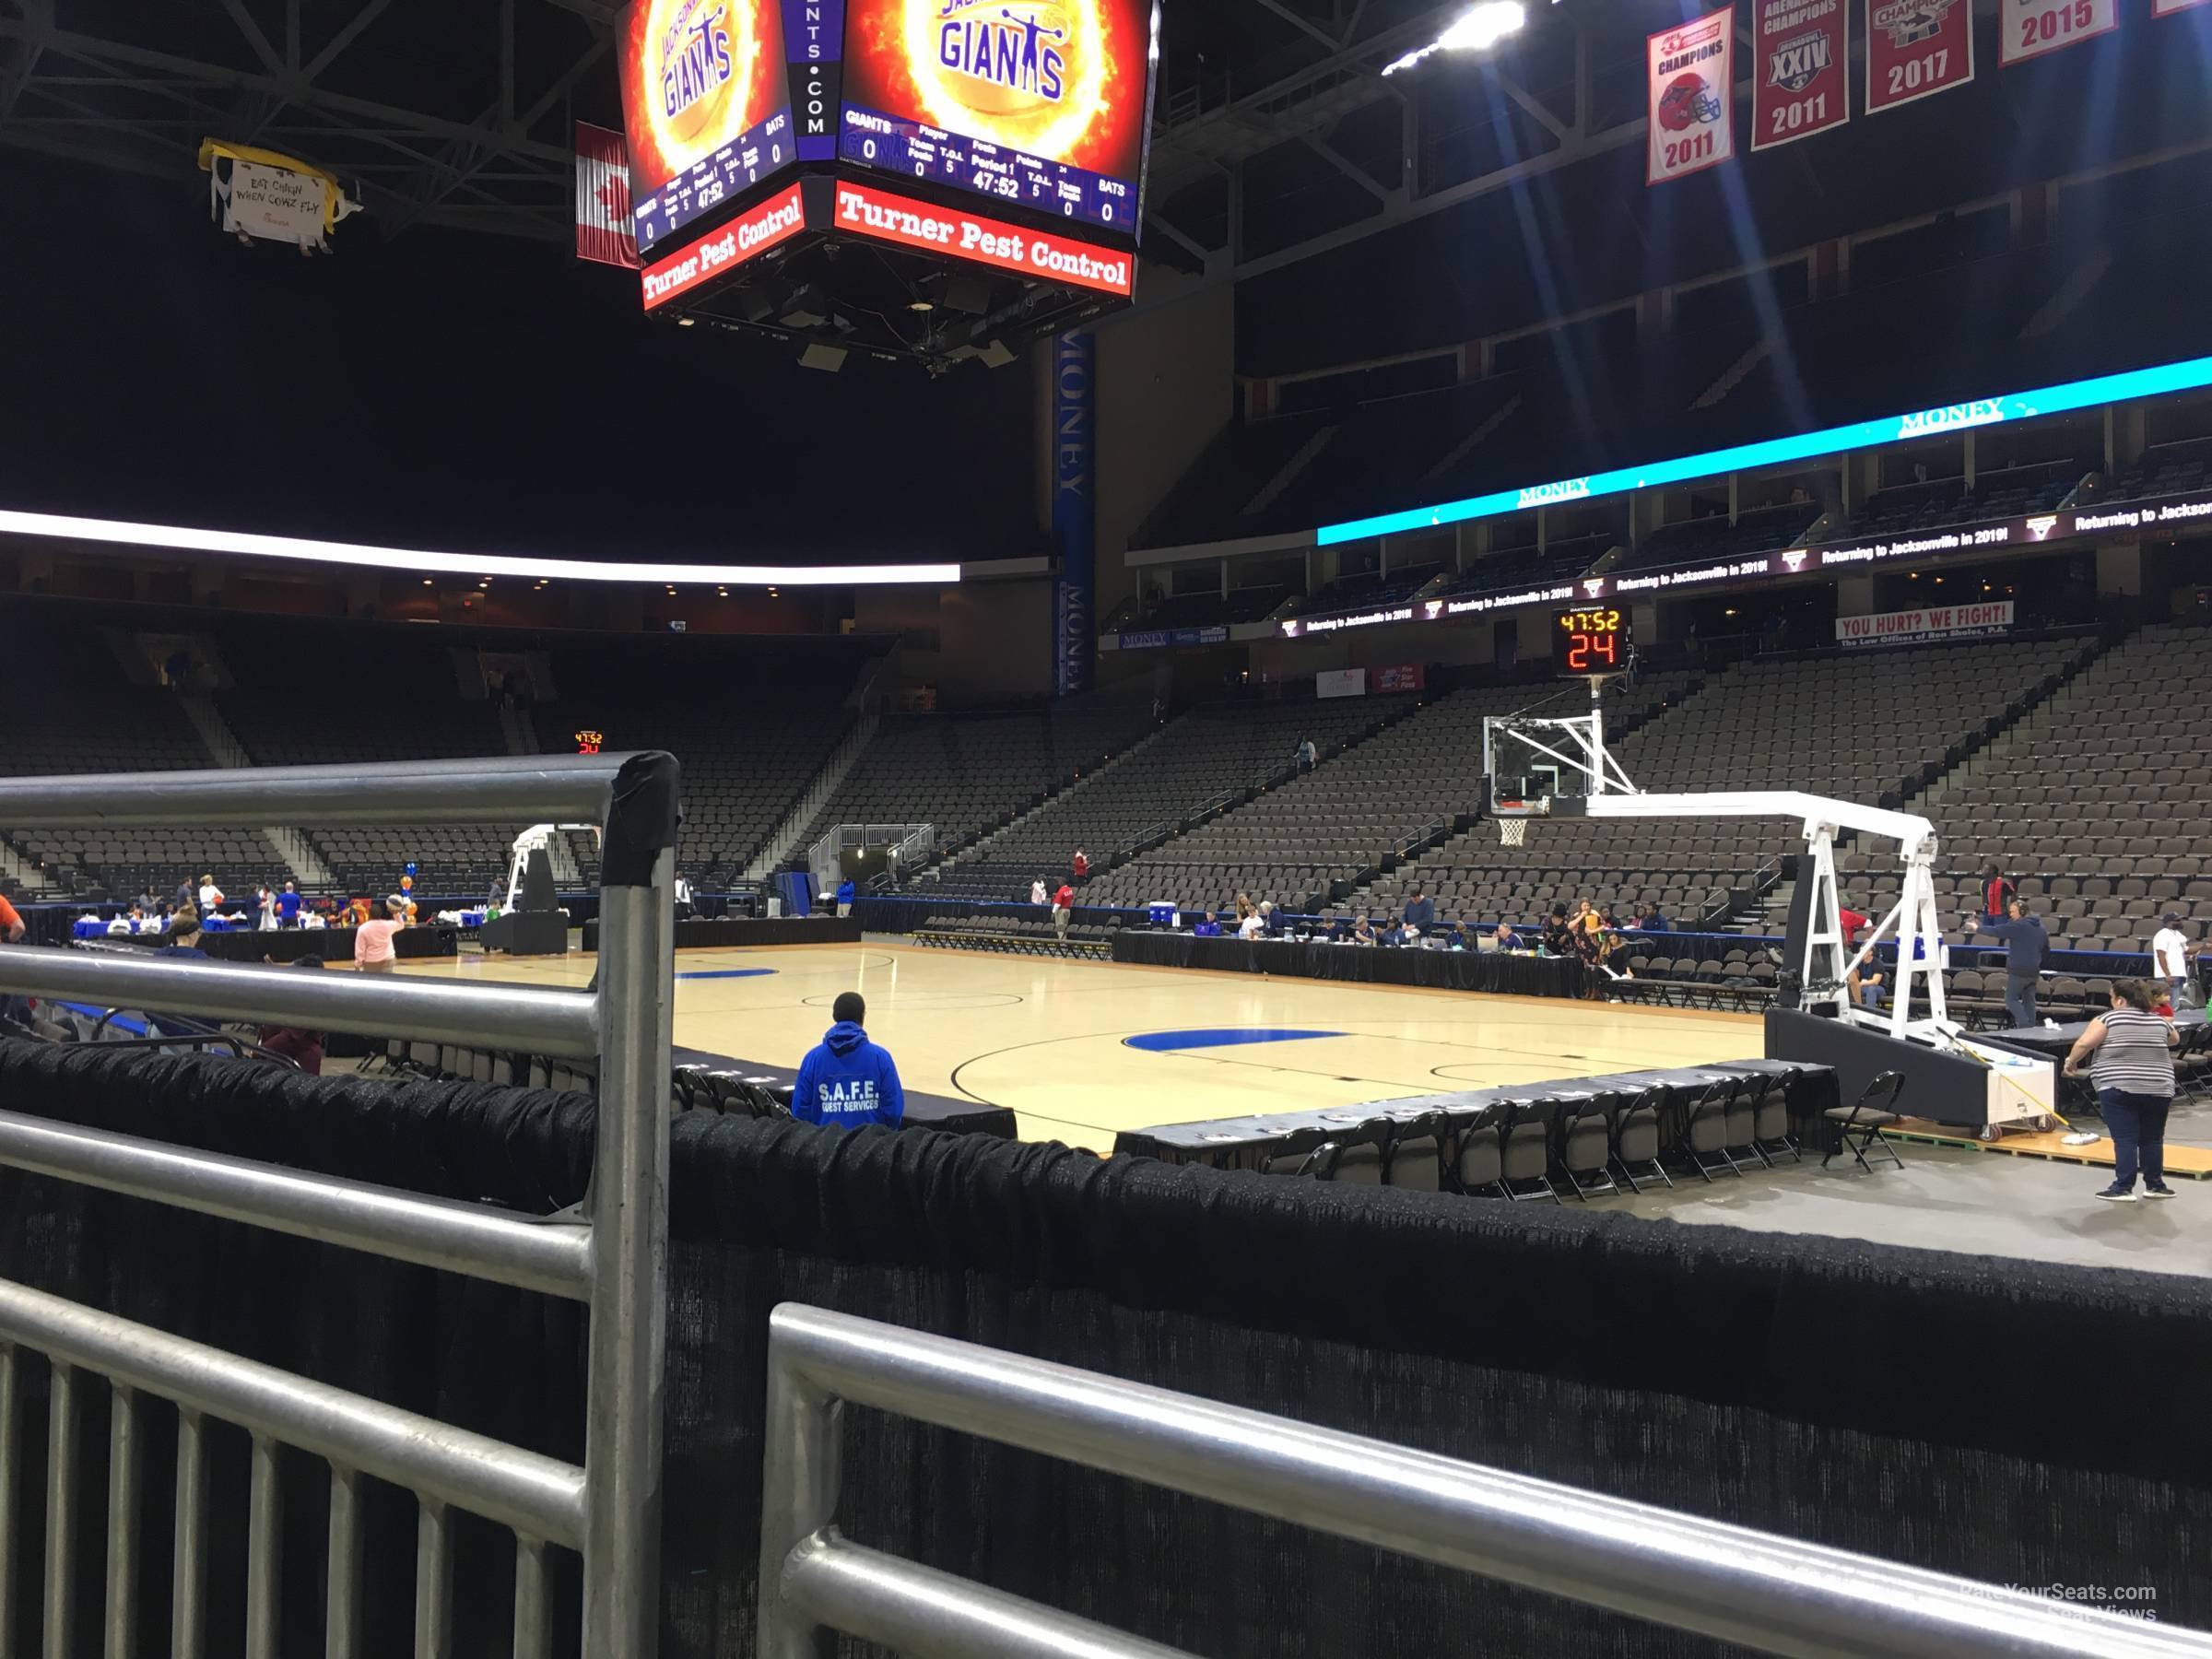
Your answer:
1382,2 -> 1525,75
0,507 -> 961,587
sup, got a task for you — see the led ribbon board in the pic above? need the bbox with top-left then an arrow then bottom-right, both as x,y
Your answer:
1317,354 -> 2212,545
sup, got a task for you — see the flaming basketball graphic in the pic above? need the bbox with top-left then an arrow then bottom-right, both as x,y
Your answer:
619,0 -> 787,194
844,0 -> 1149,178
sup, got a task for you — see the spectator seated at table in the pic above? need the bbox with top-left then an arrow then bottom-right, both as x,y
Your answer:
1238,907 -> 1266,940
1492,921 -> 1520,952
1393,920 -> 1424,947
1192,912 -> 1223,937
1258,900 -> 1284,936
1351,915 -> 1378,947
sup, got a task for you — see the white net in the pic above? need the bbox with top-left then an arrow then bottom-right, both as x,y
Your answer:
1498,818 -> 1528,847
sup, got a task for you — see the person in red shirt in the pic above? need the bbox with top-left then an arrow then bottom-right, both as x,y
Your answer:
1982,865 -> 2015,921
1838,905 -> 1873,1011
0,893 -> 23,1028
1072,850 -> 1089,881
1053,881 -> 1076,942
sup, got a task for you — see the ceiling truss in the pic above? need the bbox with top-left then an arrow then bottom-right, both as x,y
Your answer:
0,0 -> 1622,272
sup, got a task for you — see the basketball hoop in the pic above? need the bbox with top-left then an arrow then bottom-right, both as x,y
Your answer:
1498,817 -> 1528,847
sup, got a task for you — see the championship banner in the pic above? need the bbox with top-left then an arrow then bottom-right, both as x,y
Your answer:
575,121 -> 641,268
1751,0 -> 1848,150
1837,600 -> 2014,648
1647,10 -> 1735,186
1866,0 -> 1973,112
2000,0 -> 2117,64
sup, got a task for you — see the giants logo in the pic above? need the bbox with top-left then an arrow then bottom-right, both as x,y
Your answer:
937,0 -> 1068,110
659,0 -> 735,137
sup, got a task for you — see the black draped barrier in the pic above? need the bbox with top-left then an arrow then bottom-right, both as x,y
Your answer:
1112,932 -> 1590,997
581,915 -> 862,951
0,1040 -> 2208,1656
669,1043 -> 1015,1138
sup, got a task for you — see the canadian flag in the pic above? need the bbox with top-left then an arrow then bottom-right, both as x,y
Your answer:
575,122 -> 640,269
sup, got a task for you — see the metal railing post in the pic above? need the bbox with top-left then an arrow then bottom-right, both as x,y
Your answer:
756,1333 -> 842,1659
582,847 -> 674,1657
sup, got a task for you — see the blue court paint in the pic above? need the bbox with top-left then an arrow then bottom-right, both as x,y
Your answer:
676,969 -> 777,981
1124,1029 -> 1345,1052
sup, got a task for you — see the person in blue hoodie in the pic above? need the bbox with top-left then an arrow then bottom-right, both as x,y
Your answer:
792,993 -> 905,1130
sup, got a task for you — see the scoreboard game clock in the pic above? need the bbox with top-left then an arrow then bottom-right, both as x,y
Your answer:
614,0 -> 1159,365
1552,606 -> 1631,676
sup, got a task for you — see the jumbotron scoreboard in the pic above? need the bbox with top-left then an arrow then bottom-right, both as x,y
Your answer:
616,0 -> 1160,366
1552,606 -> 1631,676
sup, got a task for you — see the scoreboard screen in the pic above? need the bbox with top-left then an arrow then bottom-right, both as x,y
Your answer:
837,0 -> 1159,239
1552,607 -> 1630,676
619,0 -> 798,252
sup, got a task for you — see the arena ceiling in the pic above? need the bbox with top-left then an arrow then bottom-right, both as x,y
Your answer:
0,0 -> 1640,276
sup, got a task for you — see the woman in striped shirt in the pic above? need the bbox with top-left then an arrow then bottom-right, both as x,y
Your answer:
2064,979 -> 2180,1203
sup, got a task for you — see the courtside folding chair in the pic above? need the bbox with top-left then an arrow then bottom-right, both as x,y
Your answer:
1677,1076 -> 1744,1181
1551,1093 -> 1618,1200
1742,1070 -> 1802,1166
1447,1107 -> 1506,1199
1497,1098 -> 1562,1204
1823,1071 -> 1907,1171
1607,1086 -> 1672,1193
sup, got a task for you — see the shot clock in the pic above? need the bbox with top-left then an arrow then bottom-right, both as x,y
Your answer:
1552,607 -> 1631,676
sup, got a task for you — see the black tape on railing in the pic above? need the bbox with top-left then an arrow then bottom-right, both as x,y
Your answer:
601,750 -> 681,888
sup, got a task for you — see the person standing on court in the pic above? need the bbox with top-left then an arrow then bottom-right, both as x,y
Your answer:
2065,980 -> 2179,1203
835,877 -> 855,918
1053,879 -> 1076,940
1973,896 -> 2050,1027
354,894 -> 407,975
2150,912 -> 2193,1011
276,879 -> 302,928
793,992 -> 905,1130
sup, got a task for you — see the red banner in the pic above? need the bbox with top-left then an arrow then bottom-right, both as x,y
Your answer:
639,182 -> 806,311
1374,664 -> 1427,693
1999,0 -> 2118,64
830,182 -> 1134,296
1866,0 -> 1974,112
1646,9 -> 1735,185
1750,0 -> 1849,150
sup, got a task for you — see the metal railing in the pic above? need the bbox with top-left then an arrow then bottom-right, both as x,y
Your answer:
0,752 -> 677,1658
806,822 -> 933,897
759,1304 -> 2212,1659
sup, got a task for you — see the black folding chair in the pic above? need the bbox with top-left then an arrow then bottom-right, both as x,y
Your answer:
1823,1071 -> 1908,1171
1608,1085 -> 1673,1194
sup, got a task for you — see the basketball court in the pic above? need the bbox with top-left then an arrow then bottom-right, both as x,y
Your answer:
387,940 -> 1762,1152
